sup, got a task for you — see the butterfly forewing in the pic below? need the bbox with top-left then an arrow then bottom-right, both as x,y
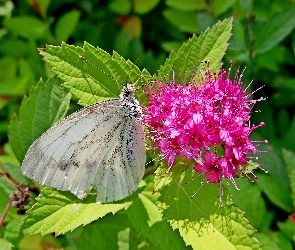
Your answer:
21,86 -> 146,203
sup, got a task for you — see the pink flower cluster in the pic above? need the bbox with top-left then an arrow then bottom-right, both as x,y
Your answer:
143,68 -> 266,183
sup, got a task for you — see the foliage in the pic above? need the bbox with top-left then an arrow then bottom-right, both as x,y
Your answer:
1,0 -> 295,249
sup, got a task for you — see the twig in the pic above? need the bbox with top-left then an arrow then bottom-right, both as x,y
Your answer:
247,14 -> 255,59
0,202 -> 11,228
144,168 -> 156,177
0,162 -> 21,187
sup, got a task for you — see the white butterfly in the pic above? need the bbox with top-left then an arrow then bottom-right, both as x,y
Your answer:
21,83 -> 146,203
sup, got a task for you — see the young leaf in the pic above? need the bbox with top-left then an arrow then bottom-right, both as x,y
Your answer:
127,183 -> 189,249
20,187 -> 136,236
159,17 -> 233,82
8,77 -> 71,162
39,42 -> 152,106
157,171 -> 261,249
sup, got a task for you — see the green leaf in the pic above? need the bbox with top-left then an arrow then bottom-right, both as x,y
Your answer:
134,0 -> 160,14
159,17 -> 233,82
127,183 -> 188,249
0,238 -> 14,250
161,41 -> 182,52
18,234 -> 62,249
0,59 -> 35,96
39,42 -> 152,106
20,187 -> 134,236
3,16 -> 48,39
0,145 -> 19,202
0,1 -> 13,17
254,146 -> 293,212
163,9 -> 200,34
73,212 -> 132,249
228,18 -> 246,51
0,160 -> 27,190
0,143 -> 27,186
0,39 -> 29,57
29,0 -> 50,19
129,227 -> 163,250
257,231 -> 293,250
55,10 -> 81,43
225,178 -> 266,229
108,0 -> 131,15
277,218 -> 295,242
277,109 -> 291,138
166,0 -> 206,11
238,0 -> 253,18
212,0 -> 237,17
256,46 -> 288,73
157,171 -> 261,250
153,158 -> 190,193
254,6 -> 295,54
256,174 -> 293,212
282,149 -> 295,209
8,77 -> 71,162
0,185 -> 12,221
255,233 -> 280,250
3,216 -> 24,243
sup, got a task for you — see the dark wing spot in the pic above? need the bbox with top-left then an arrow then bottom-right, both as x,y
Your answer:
58,160 -> 70,171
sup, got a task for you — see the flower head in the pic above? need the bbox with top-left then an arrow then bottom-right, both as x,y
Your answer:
143,67 -> 266,184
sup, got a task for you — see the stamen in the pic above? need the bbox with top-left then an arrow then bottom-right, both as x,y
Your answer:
191,181 -> 204,198
186,173 -> 203,185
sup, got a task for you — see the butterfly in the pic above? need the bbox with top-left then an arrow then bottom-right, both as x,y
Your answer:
21,82 -> 146,203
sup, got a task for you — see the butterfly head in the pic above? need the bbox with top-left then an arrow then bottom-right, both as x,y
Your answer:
120,82 -> 135,100
120,82 -> 142,120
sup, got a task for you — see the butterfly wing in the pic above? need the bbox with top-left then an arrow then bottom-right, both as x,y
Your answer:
21,99 -> 146,203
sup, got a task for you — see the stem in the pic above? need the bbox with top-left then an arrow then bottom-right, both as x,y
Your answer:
0,202 -> 11,228
0,162 -> 21,187
247,14 -> 255,59
144,168 -> 155,177
0,162 -> 40,197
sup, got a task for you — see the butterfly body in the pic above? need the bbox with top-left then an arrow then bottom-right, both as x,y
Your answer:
21,83 -> 146,203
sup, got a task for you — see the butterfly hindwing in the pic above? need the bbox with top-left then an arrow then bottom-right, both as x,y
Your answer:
22,97 -> 145,203
93,119 -> 145,203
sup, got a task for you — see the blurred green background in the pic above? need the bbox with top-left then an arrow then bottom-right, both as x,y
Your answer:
1,0 -> 295,249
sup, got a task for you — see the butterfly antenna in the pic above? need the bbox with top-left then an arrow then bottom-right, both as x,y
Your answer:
79,56 -> 115,80
79,55 -> 120,102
